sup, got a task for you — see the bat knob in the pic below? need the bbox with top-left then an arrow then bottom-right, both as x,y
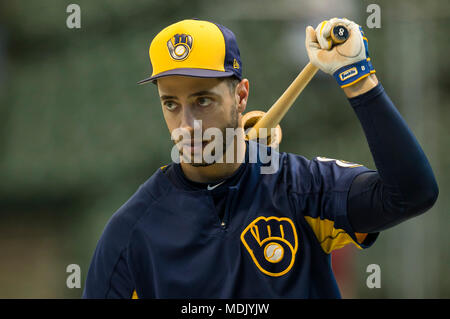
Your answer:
242,110 -> 282,149
330,24 -> 349,44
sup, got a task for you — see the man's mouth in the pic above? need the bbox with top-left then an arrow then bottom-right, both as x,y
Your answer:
180,140 -> 211,153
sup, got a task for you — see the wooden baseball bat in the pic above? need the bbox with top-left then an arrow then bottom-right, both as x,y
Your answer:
245,23 -> 350,142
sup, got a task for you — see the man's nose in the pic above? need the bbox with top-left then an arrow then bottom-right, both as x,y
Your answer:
179,107 -> 195,132
179,107 -> 201,138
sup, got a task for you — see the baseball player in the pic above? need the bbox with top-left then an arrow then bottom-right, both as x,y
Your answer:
82,18 -> 438,298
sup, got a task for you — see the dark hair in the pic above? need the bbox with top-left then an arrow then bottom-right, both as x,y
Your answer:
222,76 -> 241,94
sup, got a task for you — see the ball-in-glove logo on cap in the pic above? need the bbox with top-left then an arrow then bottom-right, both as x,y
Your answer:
241,216 -> 298,277
167,33 -> 193,61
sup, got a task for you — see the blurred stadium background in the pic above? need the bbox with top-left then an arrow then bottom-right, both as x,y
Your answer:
0,0 -> 448,298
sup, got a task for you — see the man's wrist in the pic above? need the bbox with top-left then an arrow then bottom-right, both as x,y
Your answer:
343,74 -> 379,98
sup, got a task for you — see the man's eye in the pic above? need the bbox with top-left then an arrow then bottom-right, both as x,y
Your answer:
163,101 -> 178,111
197,97 -> 213,107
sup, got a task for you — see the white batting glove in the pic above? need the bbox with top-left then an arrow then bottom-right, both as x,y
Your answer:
305,18 -> 375,88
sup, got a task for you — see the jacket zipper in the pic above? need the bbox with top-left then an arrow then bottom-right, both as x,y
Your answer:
219,186 -> 238,230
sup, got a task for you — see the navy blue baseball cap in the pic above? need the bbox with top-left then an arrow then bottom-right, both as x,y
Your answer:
138,19 -> 242,84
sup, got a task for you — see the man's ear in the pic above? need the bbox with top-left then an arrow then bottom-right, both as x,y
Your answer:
236,79 -> 249,113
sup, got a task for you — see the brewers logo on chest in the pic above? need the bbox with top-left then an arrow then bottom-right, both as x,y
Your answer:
167,34 -> 193,61
241,216 -> 298,277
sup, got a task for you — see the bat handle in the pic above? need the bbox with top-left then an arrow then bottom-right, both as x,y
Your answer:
246,63 -> 319,141
245,23 -> 350,142
330,23 -> 350,44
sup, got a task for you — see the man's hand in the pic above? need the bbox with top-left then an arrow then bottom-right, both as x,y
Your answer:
305,18 -> 378,96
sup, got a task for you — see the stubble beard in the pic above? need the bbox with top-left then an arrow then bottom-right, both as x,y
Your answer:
180,104 -> 239,167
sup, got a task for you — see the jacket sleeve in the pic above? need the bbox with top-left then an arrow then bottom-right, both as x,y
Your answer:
287,153 -> 379,254
347,83 -> 439,233
82,213 -> 135,299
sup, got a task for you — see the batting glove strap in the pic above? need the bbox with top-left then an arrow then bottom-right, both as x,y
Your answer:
333,26 -> 376,88
333,58 -> 375,88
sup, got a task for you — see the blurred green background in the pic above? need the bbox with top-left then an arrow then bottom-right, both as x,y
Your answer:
0,0 -> 448,298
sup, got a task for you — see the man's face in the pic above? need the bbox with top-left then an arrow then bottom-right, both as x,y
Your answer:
157,76 -> 247,166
